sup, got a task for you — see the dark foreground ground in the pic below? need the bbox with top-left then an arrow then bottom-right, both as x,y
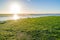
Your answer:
0,16 -> 60,40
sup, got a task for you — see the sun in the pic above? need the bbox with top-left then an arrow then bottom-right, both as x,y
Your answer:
9,2 -> 21,14
9,2 -> 21,20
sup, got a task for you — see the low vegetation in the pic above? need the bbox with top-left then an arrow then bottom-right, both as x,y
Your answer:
0,16 -> 60,40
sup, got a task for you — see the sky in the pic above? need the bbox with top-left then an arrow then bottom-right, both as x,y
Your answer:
0,0 -> 60,14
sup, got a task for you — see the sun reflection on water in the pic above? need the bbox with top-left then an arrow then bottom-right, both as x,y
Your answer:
12,14 -> 20,20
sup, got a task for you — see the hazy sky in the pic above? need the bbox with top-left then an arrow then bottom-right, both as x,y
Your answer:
0,0 -> 60,14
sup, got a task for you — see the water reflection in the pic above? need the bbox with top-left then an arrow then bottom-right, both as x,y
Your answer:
0,14 -> 60,21
12,14 -> 20,20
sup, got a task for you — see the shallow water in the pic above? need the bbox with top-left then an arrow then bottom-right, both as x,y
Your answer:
0,14 -> 60,21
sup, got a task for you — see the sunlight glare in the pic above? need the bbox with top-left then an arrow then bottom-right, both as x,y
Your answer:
12,14 -> 19,20
9,2 -> 21,20
9,2 -> 21,14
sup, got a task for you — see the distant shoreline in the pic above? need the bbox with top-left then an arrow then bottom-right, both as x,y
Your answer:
0,14 -> 60,16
